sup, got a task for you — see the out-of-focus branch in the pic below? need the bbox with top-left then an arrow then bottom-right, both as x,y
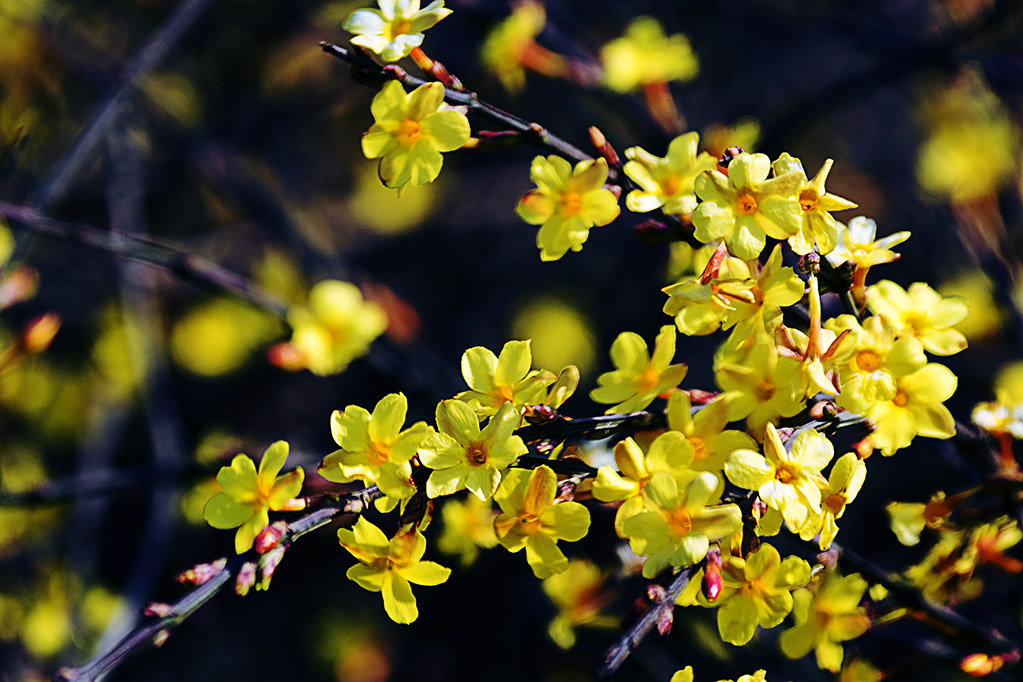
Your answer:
53,486 -> 382,682
0,200 -> 289,318
319,42 -> 595,166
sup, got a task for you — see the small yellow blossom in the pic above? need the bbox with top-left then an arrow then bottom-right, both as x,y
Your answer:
771,153 -> 857,256
480,1 -> 566,92
864,363 -> 958,456
725,424 -> 833,531
515,155 -> 620,261
493,465 -> 591,578
720,245 -> 804,339
662,243 -> 755,336
691,152 -> 803,259
286,280 -> 388,376
592,431 -> 697,535
204,441 -> 305,553
666,391 -> 756,475
362,81 -> 470,189
715,343 -> 804,437
825,216 -> 910,270
319,393 -> 432,512
600,16 -> 698,93
623,471 -> 741,578
866,280 -> 969,355
418,401 -> 527,500
799,452 -> 867,549
709,543 -> 811,645
456,340 -> 555,417
436,494 -> 498,566
344,0 -> 452,62
338,517 -> 451,624
780,571 -> 871,672
542,559 -> 615,648
827,314 -> 927,414
590,325 -> 687,414
623,132 -> 716,215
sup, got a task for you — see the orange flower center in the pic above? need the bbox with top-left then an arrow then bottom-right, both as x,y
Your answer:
466,442 -> 489,466
665,506 -> 693,539
637,366 -> 660,394
389,19 -> 412,38
824,493 -> 847,515
755,380 -> 775,402
558,191 -> 583,216
396,119 -> 423,146
368,441 -> 390,466
495,383 -> 516,404
690,437 -> 707,460
736,191 -> 758,215
893,390 -> 909,407
798,188 -> 820,212
661,174 -> 682,197
855,350 -> 881,372
518,513 -> 542,535
776,466 -> 796,484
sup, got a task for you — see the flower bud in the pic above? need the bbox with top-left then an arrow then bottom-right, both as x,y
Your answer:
702,548 -> 723,602
176,558 -> 227,586
267,342 -> 306,371
235,561 -> 257,596
22,313 -> 60,353
143,602 -> 175,618
254,521 -> 288,554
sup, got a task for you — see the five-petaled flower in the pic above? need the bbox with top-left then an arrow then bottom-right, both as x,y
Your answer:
623,132 -> 716,215
338,517 -> 451,624
590,325 -> 687,414
779,570 -> 871,672
204,441 -> 306,554
362,81 -> 471,190
515,155 -> 620,261
344,0 -> 452,63
456,340 -> 555,418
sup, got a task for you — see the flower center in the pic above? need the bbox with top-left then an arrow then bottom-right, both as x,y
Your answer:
368,441 -> 390,466
855,350 -> 881,372
755,380 -> 775,402
736,191 -> 758,215
661,174 -> 683,197
893,390 -> 909,407
637,366 -> 660,394
776,466 -> 796,484
495,384 -> 516,404
558,192 -> 583,216
665,507 -> 692,539
798,188 -> 820,212
519,513 -> 541,535
824,493 -> 847,515
396,119 -> 423,146
690,437 -> 707,460
466,442 -> 489,466
389,19 -> 412,38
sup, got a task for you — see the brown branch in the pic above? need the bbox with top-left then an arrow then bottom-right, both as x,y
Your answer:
0,200 -> 289,318
53,487 -> 382,682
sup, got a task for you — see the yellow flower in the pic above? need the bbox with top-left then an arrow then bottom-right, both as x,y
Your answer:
623,132 -> 717,215
865,280 -> 968,356
720,245 -> 804,339
436,494 -> 498,566
286,280 -> 388,376
973,361 -> 1023,439
418,401 -> 527,500
600,16 -> 698,93
771,153 -> 857,256
826,314 -> 927,414
725,423 -> 833,531
338,517 -> 451,624
590,325 -> 687,414
710,543 -> 811,645
542,559 -> 614,648
715,343 -> 804,437
204,441 -> 305,553
622,471 -> 741,578
592,431 -> 697,535
318,393 -> 432,511
691,152 -> 803,259
515,155 -> 620,261
493,465 -> 591,578
480,0 -> 566,93
666,391 -> 756,475
799,452 -> 867,549
865,363 -> 957,456
662,243 -> 755,336
361,81 -> 470,189
343,0 -> 452,62
456,340 -> 555,417
825,217 -> 910,270
780,571 -> 871,672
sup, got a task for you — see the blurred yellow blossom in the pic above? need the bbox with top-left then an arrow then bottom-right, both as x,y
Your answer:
361,81 -> 470,190
780,571 -> 871,672
542,559 -> 615,648
865,281 -> 968,356
436,494 -> 498,566
480,1 -> 566,92
938,269 -> 1004,341
865,363 -> 958,456
511,297 -> 597,375
600,16 -> 698,93
623,132 -> 716,215
170,298 -> 281,376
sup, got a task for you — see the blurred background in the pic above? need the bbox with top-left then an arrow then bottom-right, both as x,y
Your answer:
1,0 -> 1022,680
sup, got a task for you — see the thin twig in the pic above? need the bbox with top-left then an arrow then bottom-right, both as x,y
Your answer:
319,42 -> 595,166
0,200 -> 288,318
599,567 -> 697,678
53,487 -> 382,682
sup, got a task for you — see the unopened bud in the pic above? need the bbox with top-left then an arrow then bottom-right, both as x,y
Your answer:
152,629 -> 170,647
276,497 -> 306,512
656,606 -> 673,635
702,548 -> 723,602
257,546 -> 286,590
177,558 -> 227,586
961,653 -> 1002,676
235,561 -> 257,596
0,266 -> 38,309
646,584 -> 667,603
267,342 -> 306,371
718,146 -> 744,170
143,602 -> 175,618
254,522 -> 288,554
22,313 -> 60,353
588,126 -> 621,168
